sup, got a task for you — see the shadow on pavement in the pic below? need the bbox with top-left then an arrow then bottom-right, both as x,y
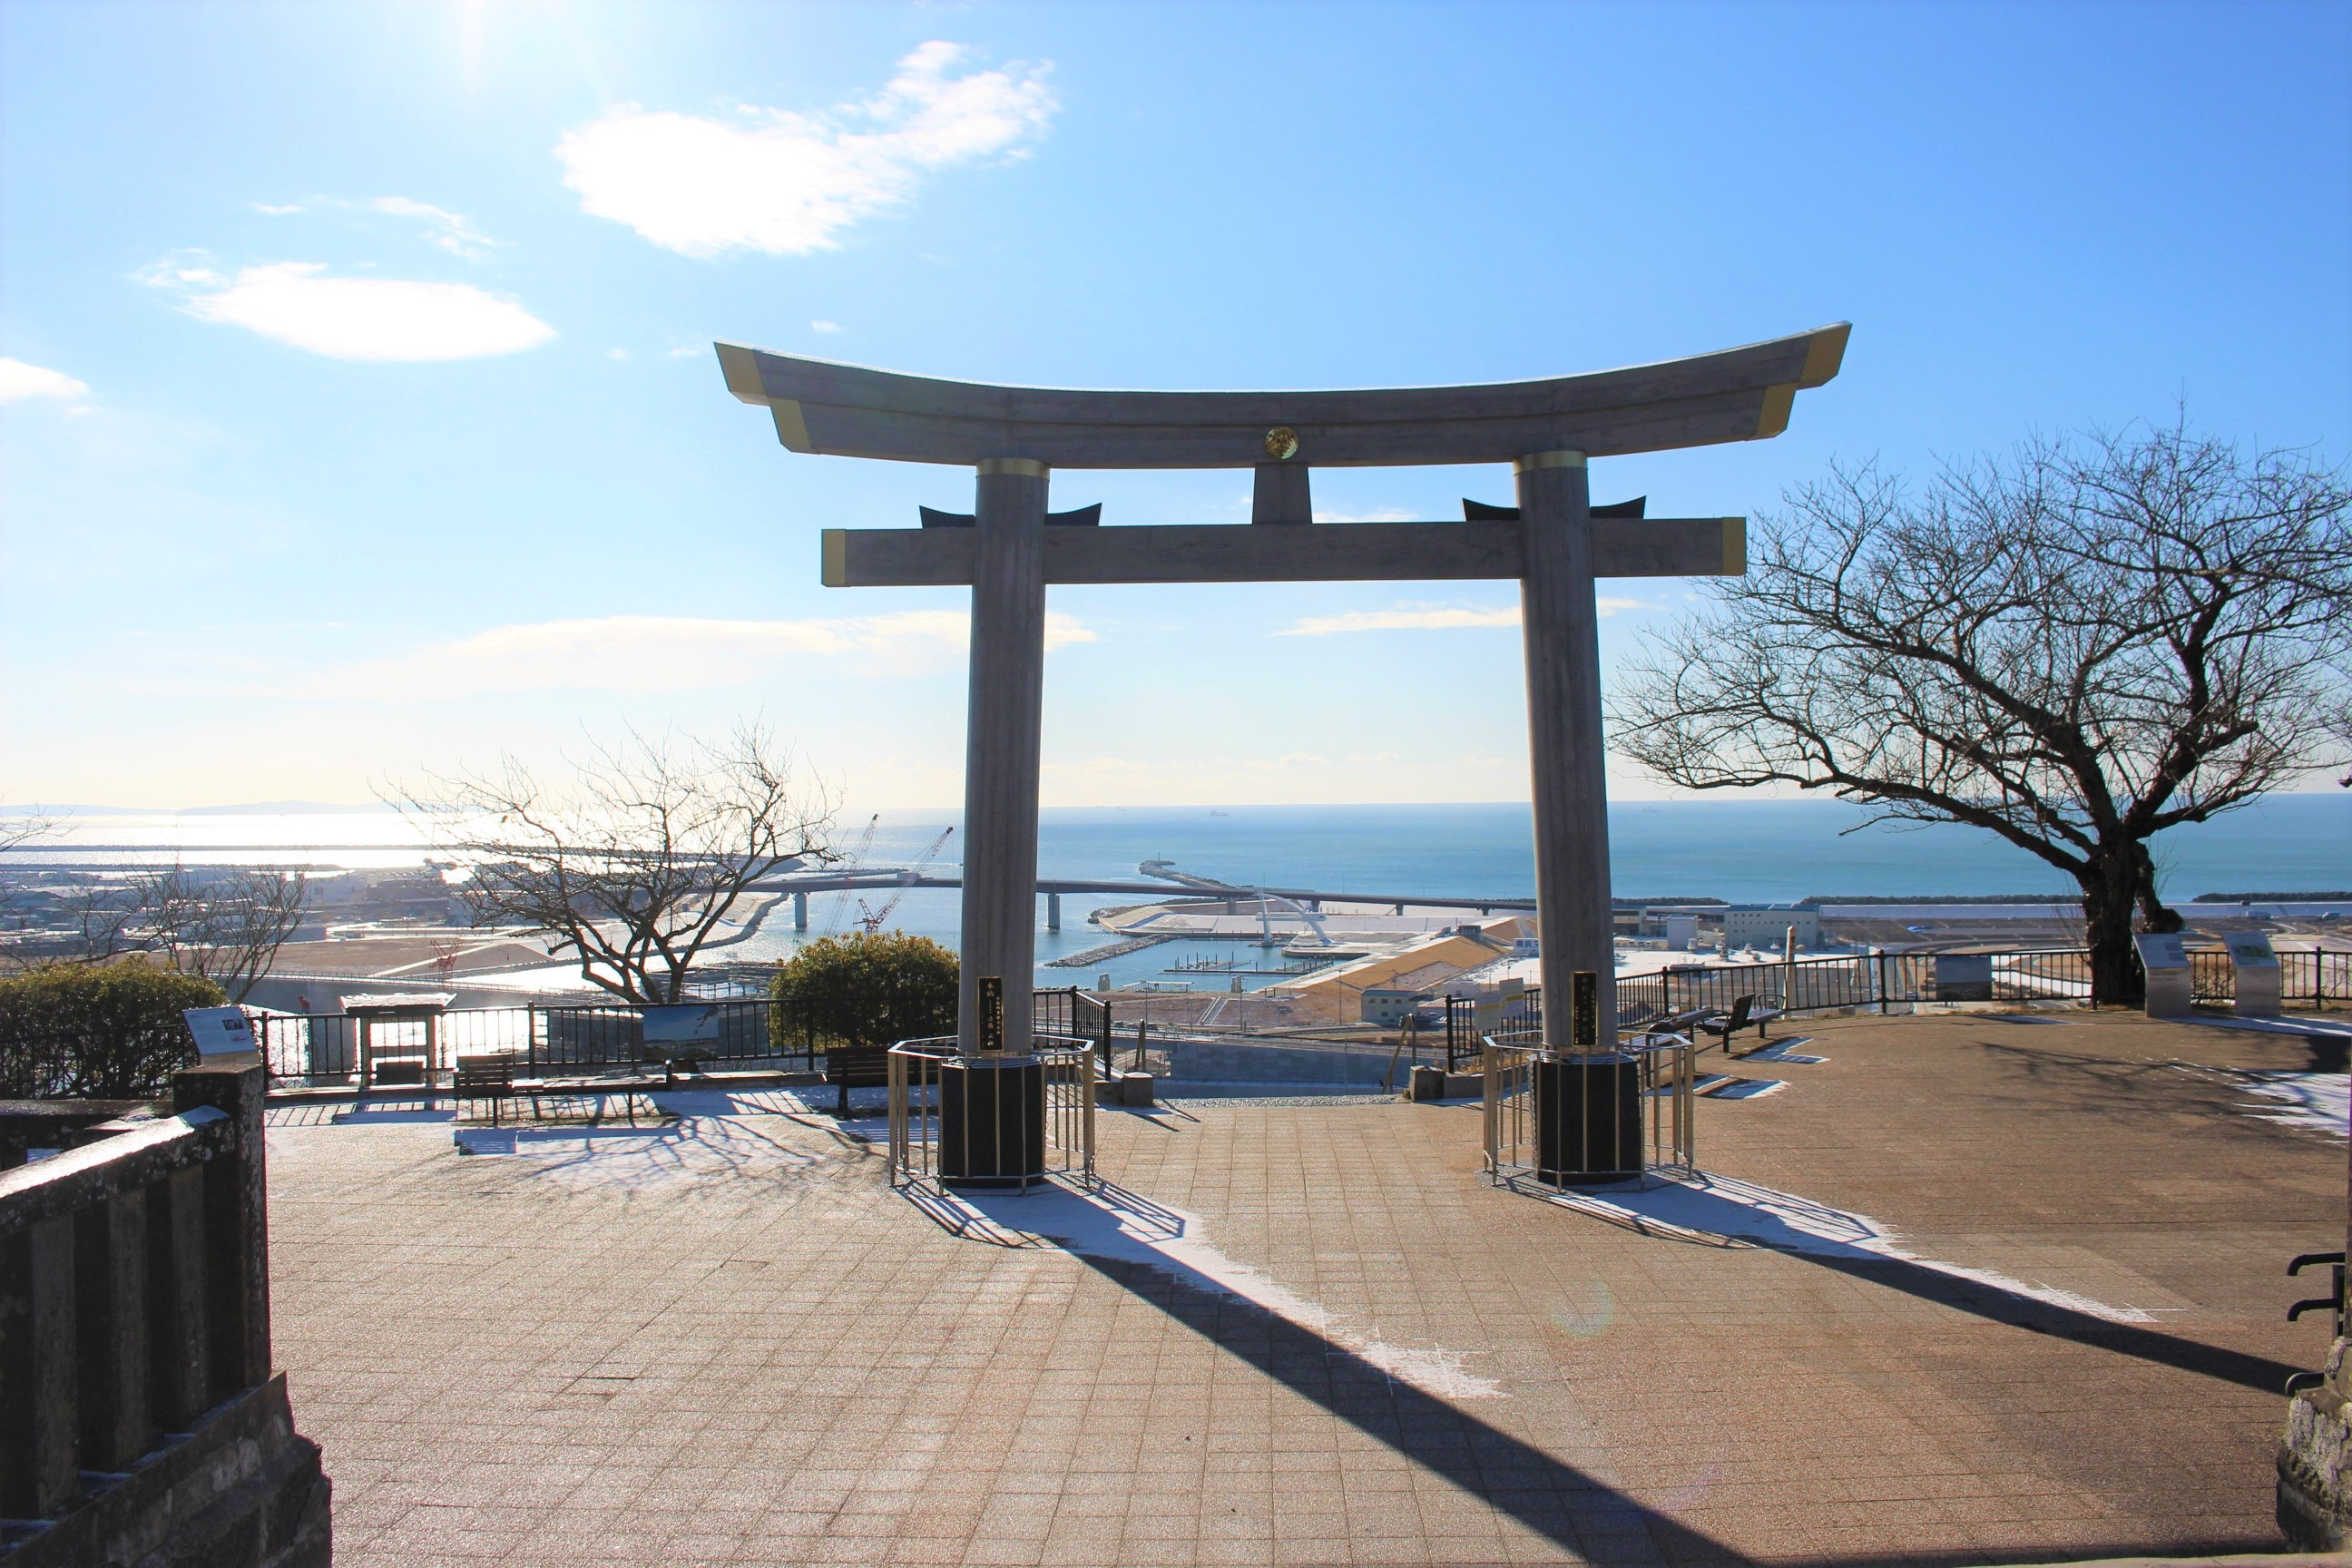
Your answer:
917,1179 -> 1756,1567
1554,1170 -> 2307,1397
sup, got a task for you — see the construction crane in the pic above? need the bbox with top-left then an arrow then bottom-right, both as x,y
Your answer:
856,827 -> 954,934
821,814 -> 878,936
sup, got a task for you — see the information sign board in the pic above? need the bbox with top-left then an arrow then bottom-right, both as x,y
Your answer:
183,1005 -> 260,1063
2227,932 -> 2282,1016
2132,934 -> 2192,1019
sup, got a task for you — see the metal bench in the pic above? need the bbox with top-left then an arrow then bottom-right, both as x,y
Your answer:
1700,994 -> 1783,1054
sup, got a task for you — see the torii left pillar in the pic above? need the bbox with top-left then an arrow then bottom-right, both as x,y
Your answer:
939,456 -> 1051,1186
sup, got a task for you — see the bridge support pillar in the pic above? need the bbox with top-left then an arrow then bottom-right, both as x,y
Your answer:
792,891 -> 808,932
1046,892 -> 1061,933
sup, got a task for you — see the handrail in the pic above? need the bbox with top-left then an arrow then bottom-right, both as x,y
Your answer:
1,1063 -> 273,1523
0,1107 -> 230,1239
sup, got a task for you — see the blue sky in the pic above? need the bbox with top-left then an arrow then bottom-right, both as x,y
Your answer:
4,0 -> 2347,811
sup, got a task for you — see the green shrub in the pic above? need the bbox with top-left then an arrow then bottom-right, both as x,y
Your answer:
0,961 -> 228,1099
769,931 -> 958,1054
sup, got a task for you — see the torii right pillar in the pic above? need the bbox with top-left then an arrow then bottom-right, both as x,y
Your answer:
1516,447 -> 1614,1044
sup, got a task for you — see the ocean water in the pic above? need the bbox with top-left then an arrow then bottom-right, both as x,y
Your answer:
789,794 -> 2352,985
15,794 -> 2347,989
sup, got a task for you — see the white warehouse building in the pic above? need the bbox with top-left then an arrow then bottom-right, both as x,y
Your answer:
1722,906 -> 1820,949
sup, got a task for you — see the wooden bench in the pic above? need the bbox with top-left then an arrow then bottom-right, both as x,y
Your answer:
826,1044 -> 894,1115
453,1053 -> 528,1125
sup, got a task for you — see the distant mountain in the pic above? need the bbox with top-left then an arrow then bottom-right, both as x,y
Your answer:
0,803 -> 148,816
0,801 -> 396,817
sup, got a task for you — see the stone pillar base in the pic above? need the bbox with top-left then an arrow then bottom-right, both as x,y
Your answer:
1533,1053 -> 1643,1183
2279,1338 -> 2352,1547
939,1055 -> 1047,1187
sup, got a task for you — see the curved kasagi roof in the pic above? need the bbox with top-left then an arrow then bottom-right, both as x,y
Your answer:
716,324 -> 1849,469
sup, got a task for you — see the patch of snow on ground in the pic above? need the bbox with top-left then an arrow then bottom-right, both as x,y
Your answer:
1551,1171 -> 2158,1324
2228,1071 -> 2348,1140
942,1182 -> 1502,1401
1705,1079 -> 1786,1100
1741,1041 -> 1825,1064
2179,1013 -> 2352,1043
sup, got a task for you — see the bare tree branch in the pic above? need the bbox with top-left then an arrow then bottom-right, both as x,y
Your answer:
386,722 -> 836,1003
34,865 -> 309,1003
0,809 -> 60,857
1609,421 -> 2352,1004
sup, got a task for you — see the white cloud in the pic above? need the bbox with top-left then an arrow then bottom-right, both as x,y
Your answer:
143,259 -> 554,362
0,358 -> 91,405
300,611 -> 1095,700
1280,605 -> 1521,636
1279,597 -> 1651,635
556,41 -> 1056,257
1309,506 -> 1416,524
810,319 -> 843,334
369,196 -> 505,259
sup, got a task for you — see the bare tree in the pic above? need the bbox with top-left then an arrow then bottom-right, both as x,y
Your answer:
0,809 -> 59,856
51,866 -> 309,1003
389,723 -> 834,1004
27,864 -> 308,1001
1610,422 -> 2352,1006
137,867 -> 310,1004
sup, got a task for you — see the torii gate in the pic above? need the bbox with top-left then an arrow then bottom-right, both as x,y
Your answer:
719,325 -> 1847,1179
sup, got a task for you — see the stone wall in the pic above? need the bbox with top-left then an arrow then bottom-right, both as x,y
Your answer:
5,1376 -> 328,1568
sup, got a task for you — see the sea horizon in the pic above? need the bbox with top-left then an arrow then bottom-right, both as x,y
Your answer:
10,794 -> 2346,911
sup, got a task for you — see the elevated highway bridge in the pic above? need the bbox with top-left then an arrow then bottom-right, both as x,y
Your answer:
749,869 -> 1536,932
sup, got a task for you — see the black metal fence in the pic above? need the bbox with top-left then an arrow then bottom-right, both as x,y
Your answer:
1436,946 -> 2347,1058
240,949 -> 2349,1086
2200,948 -> 2352,1007
251,986 -> 1105,1087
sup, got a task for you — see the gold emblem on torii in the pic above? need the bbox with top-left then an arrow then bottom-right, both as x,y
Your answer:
1264,426 -> 1299,461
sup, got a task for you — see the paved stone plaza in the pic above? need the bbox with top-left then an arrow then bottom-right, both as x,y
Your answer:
266,1009 -> 2348,1566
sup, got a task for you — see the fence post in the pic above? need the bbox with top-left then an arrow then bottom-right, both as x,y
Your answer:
172,1063 -> 270,1397
0,1214 -> 78,1517
150,1163 -> 210,1431
74,1181 -> 151,1470
1877,950 -> 1888,1014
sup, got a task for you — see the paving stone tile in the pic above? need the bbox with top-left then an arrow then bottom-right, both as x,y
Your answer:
271,1011 -> 2342,1565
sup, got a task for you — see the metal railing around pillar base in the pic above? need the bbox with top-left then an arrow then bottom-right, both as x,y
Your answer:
887,1034 -> 1096,1192
1481,1026 -> 1695,1192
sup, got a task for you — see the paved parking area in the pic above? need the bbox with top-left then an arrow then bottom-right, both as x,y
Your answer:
264,1009 -> 2348,1565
